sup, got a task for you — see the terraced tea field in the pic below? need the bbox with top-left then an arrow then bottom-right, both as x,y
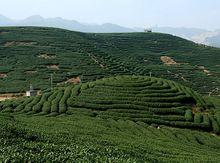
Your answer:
1,75 -> 219,134
0,27 -> 220,162
1,107 -> 220,162
0,27 -> 219,95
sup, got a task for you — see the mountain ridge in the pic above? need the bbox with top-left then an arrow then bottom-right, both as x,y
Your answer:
0,15 -> 220,47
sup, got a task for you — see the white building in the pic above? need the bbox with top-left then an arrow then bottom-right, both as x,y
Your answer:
26,84 -> 37,97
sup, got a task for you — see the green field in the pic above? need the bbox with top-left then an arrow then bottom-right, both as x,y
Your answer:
1,112 -> 220,162
2,75 -> 219,132
0,27 -> 219,94
0,27 -> 220,162
1,75 -> 220,161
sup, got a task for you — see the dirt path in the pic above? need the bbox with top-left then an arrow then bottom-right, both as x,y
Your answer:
88,53 -> 107,69
0,93 -> 25,101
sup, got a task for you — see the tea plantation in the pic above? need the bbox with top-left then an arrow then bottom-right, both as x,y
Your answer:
0,27 -> 220,162
1,75 -> 219,133
0,27 -> 219,94
1,84 -> 220,162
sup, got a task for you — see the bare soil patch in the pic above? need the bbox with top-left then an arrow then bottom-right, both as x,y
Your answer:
38,54 -> 56,59
0,31 -> 9,35
4,41 -> 37,47
47,65 -> 59,70
66,77 -> 81,84
197,66 -> 212,76
160,56 -> 179,65
25,71 -> 37,74
0,73 -> 7,78
59,76 -> 81,85
0,93 -> 24,101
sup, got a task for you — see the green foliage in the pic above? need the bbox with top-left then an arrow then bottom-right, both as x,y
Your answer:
194,113 -> 203,123
23,96 -> 41,113
51,91 -> 64,113
66,85 -> 81,107
1,114 -> 220,162
42,101 -> 51,113
210,116 -> 220,134
32,92 -> 52,113
0,75 -> 214,132
203,114 -> 211,127
185,110 -> 193,122
0,27 -> 219,95
59,86 -> 72,113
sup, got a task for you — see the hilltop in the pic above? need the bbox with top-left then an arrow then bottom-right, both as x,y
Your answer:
0,27 -> 219,95
1,15 -> 220,47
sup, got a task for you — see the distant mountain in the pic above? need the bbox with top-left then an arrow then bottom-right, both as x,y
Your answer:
7,15 -> 135,33
191,30 -> 220,47
151,27 -> 220,48
205,32 -> 220,47
0,15 -> 220,47
152,27 -> 208,40
0,15 -> 14,25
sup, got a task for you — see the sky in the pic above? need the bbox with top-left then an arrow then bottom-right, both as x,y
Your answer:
0,0 -> 220,30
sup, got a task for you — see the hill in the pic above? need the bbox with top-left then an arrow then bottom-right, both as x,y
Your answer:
2,15 -> 220,48
0,75 -> 220,162
0,27 -> 219,95
0,75 -> 219,133
0,15 -> 135,33
192,30 -> 220,47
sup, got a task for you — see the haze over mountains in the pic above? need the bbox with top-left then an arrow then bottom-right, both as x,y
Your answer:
1,15 -> 220,47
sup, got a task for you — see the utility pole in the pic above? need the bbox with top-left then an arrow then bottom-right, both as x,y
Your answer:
50,74 -> 53,91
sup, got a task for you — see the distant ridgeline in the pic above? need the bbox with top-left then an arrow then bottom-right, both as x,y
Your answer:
0,27 -> 219,95
0,75 -> 220,134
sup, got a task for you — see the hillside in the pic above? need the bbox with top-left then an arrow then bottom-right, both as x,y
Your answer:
1,76 -> 220,162
0,27 -> 219,95
0,75 -> 219,133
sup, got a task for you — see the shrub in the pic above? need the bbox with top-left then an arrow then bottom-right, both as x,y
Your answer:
51,91 -> 63,113
210,116 -> 220,134
23,96 -> 41,113
59,86 -> 72,113
185,110 -> 193,122
15,97 -> 34,112
215,111 -> 220,126
32,92 -> 52,113
67,85 -> 81,106
32,103 -> 42,113
203,114 -> 211,127
42,101 -> 51,113
1,107 -> 13,113
194,113 -> 203,123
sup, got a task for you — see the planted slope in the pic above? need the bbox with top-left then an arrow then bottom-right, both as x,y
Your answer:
1,75 -> 219,133
1,114 -> 220,162
0,27 -> 219,94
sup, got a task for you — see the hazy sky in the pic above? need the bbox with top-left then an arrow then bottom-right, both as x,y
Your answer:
1,0 -> 220,30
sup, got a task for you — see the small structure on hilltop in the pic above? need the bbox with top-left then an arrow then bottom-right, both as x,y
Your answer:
144,28 -> 152,33
26,84 -> 37,97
